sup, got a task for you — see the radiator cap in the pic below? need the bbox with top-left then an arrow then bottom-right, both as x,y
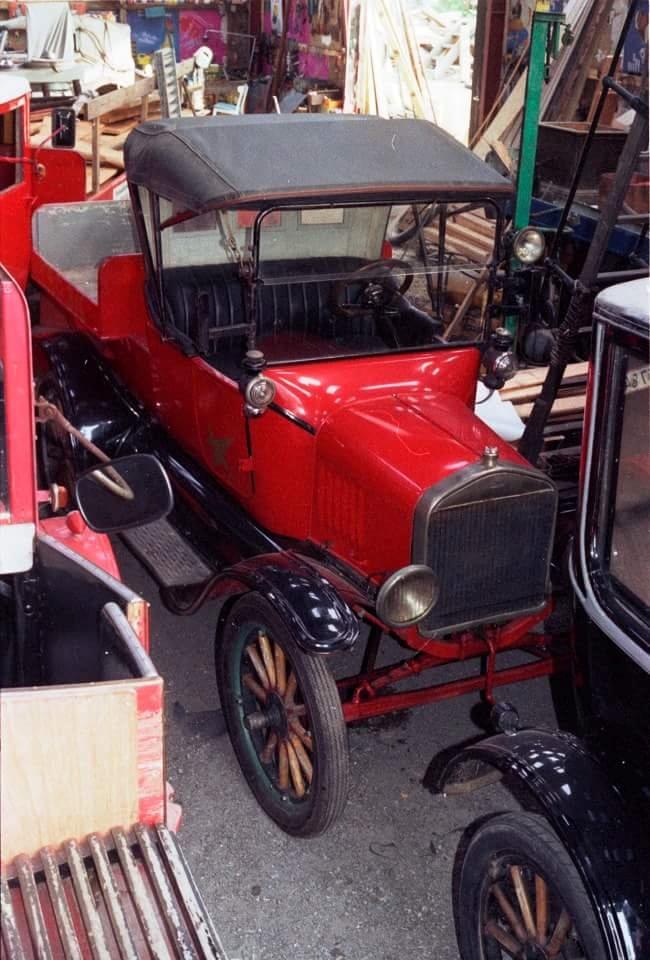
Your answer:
482,445 -> 499,468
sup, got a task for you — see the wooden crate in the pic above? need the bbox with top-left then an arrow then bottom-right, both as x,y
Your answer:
0,676 -> 163,863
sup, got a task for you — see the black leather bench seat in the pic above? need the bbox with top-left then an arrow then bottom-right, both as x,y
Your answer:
159,257 -> 441,374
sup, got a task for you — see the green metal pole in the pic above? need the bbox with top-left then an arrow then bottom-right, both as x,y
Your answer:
507,5 -> 565,335
513,11 -> 552,230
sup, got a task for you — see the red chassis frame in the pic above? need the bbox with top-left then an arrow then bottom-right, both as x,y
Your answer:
337,605 -> 567,723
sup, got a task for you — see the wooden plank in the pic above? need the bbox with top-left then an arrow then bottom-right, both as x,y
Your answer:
85,77 -> 156,121
515,394 -> 586,419
84,59 -> 194,121
75,138 -> 125,171
91,117 -> 100,195
504,383 -> 586,403
0,683 -> 139,863
85,165 -> 116,194
426,225 -> 492,262
474,69 -> 526,159
502,361 -> 589,393
459,211 -> 496,239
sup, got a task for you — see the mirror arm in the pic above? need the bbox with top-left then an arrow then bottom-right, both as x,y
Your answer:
35,396 -> 133,499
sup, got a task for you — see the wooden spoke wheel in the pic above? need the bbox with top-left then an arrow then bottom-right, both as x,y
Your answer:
216,593 -> 349,837
456,813 -> 606,960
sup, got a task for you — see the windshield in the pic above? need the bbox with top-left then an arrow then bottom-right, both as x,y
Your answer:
154,197 -> 499,375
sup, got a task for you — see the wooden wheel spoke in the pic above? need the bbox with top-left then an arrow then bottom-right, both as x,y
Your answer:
242,671 -> 268,704
484,920 -> 521,957
257,630 -> 276,689
289,732 -> 313,783
535,874 -> 548,945
491,883 -> 528,944
260,731 -> 278,764
287,703 -> 308,718
547,908 -> 572,958
285,739 -> 306,798
278,740 -> 289,791
289,717 -> 313,752
274,642 -> 287,697
246,644 -> 270,689
510,865 -> 536,939
284,670 -> 297,705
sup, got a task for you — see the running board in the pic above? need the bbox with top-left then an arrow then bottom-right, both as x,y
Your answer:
1,824 -> 227,959
123,518 -> 213,589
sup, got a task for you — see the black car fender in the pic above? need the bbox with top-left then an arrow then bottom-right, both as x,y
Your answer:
32,330 -> 145,468
436,728 -> 649,960
213,552 -> 360,654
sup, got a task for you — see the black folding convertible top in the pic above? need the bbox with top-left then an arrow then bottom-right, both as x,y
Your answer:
124,114 -> 512,213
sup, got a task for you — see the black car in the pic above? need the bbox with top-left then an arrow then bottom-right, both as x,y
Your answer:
437,277 -> 650,960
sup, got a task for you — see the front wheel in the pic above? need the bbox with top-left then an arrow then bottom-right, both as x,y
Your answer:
216,593 -> 349,837
456,812 -> 606,959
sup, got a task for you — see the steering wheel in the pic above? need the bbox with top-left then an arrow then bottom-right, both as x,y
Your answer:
331,258 -> 414,318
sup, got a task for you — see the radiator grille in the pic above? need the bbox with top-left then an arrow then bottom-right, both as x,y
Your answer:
415,468 -> 557,636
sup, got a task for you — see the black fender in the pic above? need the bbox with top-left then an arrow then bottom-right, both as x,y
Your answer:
436,728 -> 649,959
213,552 -> 359,654
32,331 -> 145,468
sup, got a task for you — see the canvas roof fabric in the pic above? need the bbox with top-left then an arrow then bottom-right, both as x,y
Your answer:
124,114 -> 512,214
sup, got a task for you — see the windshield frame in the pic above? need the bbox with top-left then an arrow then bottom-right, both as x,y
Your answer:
249,196 -> 504,366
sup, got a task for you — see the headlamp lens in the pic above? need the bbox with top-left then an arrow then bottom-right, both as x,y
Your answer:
377,565 -> 439,627
513,227 -> 545,264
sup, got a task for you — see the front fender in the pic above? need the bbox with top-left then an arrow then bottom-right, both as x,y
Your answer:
437,728 -> 649,960
213,552 -> 359,654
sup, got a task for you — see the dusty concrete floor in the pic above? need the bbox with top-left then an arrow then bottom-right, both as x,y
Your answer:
115,542 -> 559,960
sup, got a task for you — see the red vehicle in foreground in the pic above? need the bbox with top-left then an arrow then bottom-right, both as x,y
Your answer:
29,114 -> 565,837
0,265 -> 227,958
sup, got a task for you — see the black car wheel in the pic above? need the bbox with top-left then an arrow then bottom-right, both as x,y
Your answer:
216,593 -> 349,837
456,812 -> 606,960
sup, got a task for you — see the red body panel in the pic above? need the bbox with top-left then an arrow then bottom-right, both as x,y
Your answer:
0,91 -> 85,289
311,390 -> 517,578
0,274 -> 37,526
30,244 -> 529,570
269,346 -> 481,429
39,513 -> 122,580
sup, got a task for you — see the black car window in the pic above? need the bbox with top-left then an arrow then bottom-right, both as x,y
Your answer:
609,352 -> 650,610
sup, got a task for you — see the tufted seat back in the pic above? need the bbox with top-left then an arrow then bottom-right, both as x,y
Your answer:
160,258 -> 370,355
157,258 -> 441,369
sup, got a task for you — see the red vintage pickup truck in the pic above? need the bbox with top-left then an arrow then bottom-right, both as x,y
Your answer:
0,263 -> 227,958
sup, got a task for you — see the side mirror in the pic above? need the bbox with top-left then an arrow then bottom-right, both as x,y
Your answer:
74,454 -> 173,533
51,108 -> 76,148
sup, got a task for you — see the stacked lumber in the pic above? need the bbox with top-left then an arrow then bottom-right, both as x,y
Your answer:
424,207 -> 496,264
501,361 -> 588,423
343,0 -> 437,121
29,112 -> 130,195
472,0 -> 604,171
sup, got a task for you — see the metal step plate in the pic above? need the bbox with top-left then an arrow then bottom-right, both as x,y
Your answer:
123,519 -> 212,589
1,824 -> 228,959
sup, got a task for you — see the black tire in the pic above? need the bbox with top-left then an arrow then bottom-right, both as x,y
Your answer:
388,203 -> 437,245
456,812 -> 606,960
215,593 -> 349,837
